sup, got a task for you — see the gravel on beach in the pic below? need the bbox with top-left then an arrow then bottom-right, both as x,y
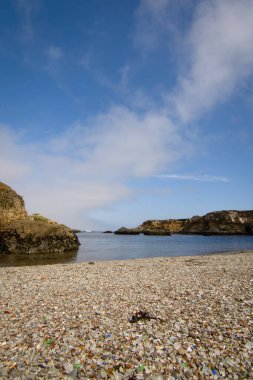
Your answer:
0,251 -> 253,379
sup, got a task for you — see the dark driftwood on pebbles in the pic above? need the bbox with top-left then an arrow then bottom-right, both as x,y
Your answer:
129,310 -> 166,323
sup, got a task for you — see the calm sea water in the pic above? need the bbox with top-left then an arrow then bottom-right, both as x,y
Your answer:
1,232 -> 253,267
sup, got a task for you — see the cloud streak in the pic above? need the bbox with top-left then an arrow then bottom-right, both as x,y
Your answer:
154,174 -> 229,183
16,0 -> 40,41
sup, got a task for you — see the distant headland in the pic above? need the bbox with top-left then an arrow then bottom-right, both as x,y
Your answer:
115,210 -> 253,236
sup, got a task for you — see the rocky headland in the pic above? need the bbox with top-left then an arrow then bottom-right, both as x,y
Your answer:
182,210 -> 253,235
115,210 -> 253,235
0,182 -> 80,254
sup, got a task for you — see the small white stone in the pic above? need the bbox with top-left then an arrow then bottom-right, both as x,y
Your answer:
173,342 -> 182,350
64,363 -> 73,374
245,341 -> 253,350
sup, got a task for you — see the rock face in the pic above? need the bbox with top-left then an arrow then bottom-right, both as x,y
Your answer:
182,210 -> 253,235
0,182 -> 28,227
137,219 -> 187,234
115,210 -> 253,236
0,182 -> 80,254
0,220 -> 80,254
115,219 -> 186,235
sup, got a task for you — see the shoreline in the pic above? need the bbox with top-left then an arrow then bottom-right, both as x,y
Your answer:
1,251 -> 253,378
1,248 -> 253,269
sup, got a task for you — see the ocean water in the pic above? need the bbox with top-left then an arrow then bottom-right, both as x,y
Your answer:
1,232 -> 253,267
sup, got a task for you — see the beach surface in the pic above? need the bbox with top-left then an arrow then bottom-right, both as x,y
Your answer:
0,251 -> 253,379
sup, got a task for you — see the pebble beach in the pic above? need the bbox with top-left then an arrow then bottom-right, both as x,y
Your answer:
0,251 -> 253,379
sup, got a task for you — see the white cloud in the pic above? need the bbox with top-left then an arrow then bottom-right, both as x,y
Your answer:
0,126 -> 31,181
67,106 -> 187,178
23,180 -> 131,229
0,107 -> 190,228
135,0 -> 253,121
155,174 -> 229,183
171,0 -> 253,123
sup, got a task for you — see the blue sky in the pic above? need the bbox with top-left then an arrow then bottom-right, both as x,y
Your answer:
0,0 -> 253,230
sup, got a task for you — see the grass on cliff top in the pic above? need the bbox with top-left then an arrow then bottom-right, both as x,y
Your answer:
32,214 -> 49,223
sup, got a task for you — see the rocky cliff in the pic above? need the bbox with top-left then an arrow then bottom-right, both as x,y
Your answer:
115,210 -> 253,235
0,182 -> 28,227
0,220 -> 80,254
182,210 -> 253,235
137,219 -> 187,233
115,219 -> 187,235
0,182 -> 80,254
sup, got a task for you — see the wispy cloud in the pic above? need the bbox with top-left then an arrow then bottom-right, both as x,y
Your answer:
135,0 -> 253,122
154,174 -> 229,183
134,0 -> 194,52
171,0 -> 253,123
15,0 -> 40,41
134,0 -> 172,51
47,45 -> 63,61
118,64 -> 131,90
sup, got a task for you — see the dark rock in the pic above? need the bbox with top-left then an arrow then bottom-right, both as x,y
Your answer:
0,220 -> 80,255
103,230 -> 113,233
114,227 -> 140,235
245,223 -> 253,234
